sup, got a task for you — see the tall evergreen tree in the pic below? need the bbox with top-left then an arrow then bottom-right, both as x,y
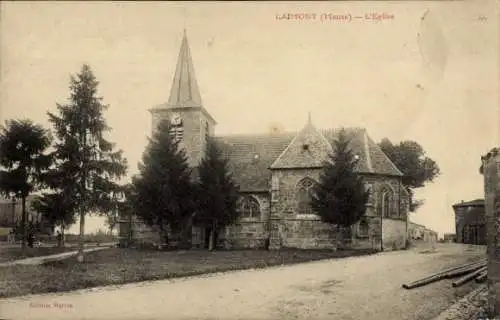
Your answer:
197,139 -> 239,251
0,119 -> 52,253
311,128 -> 369,248
132,119 -> 195,246
47,64 -> 127,261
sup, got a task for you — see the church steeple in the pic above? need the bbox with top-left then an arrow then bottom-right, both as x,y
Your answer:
150,30 -> 216,168
167,29 -> 202,108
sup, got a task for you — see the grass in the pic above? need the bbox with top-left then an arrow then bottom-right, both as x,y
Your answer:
0,247 -> 377,298
0,246 -> 77,263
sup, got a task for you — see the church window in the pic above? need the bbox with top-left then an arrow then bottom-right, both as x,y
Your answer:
365,183 -> 374,205
271,175 -> 279,191
379,185 -> 394,218
296,178 -> 316,215
241,196 -> 260,219
170,126 -> 184,142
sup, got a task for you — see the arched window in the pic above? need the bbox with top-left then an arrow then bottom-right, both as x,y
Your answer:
365,183 -> 374,205
380,185 -> 394,218
240,196 -> 260,218
296,178 -> 316,215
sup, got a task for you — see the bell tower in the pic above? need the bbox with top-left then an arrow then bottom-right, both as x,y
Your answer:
149,30 -> 217,168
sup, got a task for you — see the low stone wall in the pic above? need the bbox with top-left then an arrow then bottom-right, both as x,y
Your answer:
221,221 -> 268,249
279,217 -> 338,249
118,217 -> 162,247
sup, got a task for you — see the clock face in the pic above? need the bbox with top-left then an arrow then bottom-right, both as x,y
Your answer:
170,113 -> 182,126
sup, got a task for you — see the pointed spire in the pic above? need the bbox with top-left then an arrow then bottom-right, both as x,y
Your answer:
167,30 -> 203,108
307,111 -> 312,125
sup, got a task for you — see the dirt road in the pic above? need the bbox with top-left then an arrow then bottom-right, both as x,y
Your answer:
0,243 -> 486,320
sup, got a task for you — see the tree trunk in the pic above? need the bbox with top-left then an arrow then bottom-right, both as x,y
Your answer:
61,224 -> 65,247
208,220 -> 216,251
21,196 -> 27,254
76,208 -> 85,262
128,212 -> 133,247
159,223 -> 169,247
335,225 -> 343,250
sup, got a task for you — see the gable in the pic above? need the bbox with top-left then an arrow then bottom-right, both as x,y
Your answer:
270,123 -> 332,169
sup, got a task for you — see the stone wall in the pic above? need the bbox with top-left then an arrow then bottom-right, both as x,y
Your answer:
120,169 -> 408,251
481,148 -> 500,318
382,218 -> 407,250
220,221 -> 268,249
268,168 -> 407,250
218,193 -> 270,249
362,174 -> 406,219
351,216 -> 382,250
408,222 -> 438,243
269,168 -> 337,249
118,216 -> 161,247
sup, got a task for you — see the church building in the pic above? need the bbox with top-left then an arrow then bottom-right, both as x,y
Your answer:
120,31 -> 410,251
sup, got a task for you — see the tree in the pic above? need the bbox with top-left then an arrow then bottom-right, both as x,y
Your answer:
0,119 -> 52,253
378,138 -> 440,211
196,139 -> 239,251
131,119 -> 195,247
104,210 -> 118,236
47,64 -> 127,262
31,192 -> 76,247
311,129 -> 369,248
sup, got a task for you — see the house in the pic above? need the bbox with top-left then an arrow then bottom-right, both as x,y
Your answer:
452,199 -> 486,245
119,30 -> 410,251
407,222 -> 438,243
0,195 -> 54,235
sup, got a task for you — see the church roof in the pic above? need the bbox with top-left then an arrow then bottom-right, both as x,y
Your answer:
214,133 -> 295,192
214,127 -> 403,192
166,30 -> 203,108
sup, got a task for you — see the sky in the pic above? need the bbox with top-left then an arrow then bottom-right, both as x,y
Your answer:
0,1 -> 498,236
